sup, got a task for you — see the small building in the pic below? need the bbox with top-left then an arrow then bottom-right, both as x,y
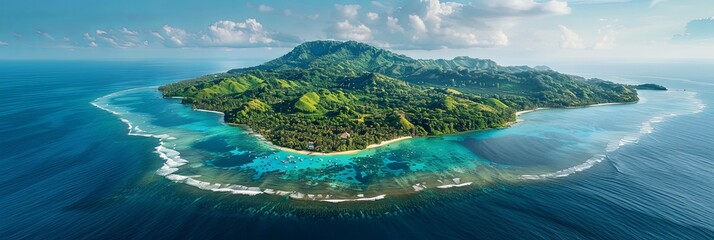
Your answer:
307,141 -> 315,150
340,132 -> 351,139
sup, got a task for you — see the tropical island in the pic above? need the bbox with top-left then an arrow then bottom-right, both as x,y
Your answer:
160,40 -> 641,153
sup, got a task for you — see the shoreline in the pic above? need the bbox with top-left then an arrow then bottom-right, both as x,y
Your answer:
270,136 -> 413,156
193,108 -> 225,115
227,123 -> 412,156
198,101 -> 631,156
510,102 -> 631,125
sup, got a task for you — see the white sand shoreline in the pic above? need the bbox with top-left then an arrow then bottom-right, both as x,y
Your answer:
193,108 -> 225,115
197,101 -> 628,156
270,136 -> 413,156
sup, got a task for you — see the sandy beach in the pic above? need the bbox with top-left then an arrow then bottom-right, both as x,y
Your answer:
217,101 -> 628,156
270,136 -> 413,156
193,108 -> 225,115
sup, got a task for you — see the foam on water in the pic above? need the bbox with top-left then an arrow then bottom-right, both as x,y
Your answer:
521,89 -> 706,180
91,89 -> 399,202
92,84 -> 707,202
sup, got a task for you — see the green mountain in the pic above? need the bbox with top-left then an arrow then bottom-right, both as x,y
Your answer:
160,40 -> 639,152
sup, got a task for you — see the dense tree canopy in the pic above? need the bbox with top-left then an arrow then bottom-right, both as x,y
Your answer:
160,40 -> 640,152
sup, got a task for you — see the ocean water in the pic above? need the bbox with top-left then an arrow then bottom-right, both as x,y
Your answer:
1,60 -> 713,239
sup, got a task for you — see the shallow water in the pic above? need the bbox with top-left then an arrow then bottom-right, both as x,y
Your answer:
90,74 -> 703,202
1,60 -> 713,239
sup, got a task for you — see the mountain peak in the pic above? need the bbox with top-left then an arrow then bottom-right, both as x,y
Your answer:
231,40 -> 543,75
240,40 -> 412,72
289,40 -> 383,58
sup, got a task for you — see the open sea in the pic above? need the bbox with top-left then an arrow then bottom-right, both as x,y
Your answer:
1,60 -> 712,239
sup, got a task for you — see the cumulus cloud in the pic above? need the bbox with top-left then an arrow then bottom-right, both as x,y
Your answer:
258,4 -> 273,12
144,19 -> 297,48
386,16 -> 404,33
324,0 -> 570,49
327,20 -> 372,41
408,15 -> 428,33
81,28 -> 142,48
593,18 -> 619,49
366,12 -> 379,21
120,27 -> 138,35
335,4 -> 361,19
162,25 -> 188,46
673,17 -> 714,41
202,19 -> 274,46
481,0 -> 571,17
594,35 -> 614,49
558,25 -> 584,49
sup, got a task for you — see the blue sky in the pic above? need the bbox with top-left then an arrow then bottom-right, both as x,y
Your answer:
0,0 -> 712,64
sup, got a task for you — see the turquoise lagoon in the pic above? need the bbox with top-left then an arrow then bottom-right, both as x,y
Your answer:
91,82 -> 704,204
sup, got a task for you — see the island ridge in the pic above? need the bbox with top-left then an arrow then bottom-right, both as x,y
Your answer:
160,40 -> 640,152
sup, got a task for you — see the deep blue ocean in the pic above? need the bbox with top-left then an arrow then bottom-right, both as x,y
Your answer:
1,60 -> 712,239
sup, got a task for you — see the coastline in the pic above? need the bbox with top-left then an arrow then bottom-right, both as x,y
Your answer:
197,101 -> 630,156
193,108 -> 224,115
227,122 -> 412,156
510,102 -> 630,125
270,136 -> 413,156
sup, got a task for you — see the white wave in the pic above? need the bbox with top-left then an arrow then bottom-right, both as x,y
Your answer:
165,174 -> 189,182
155,164 -> 179,176
90,102 -> 121,115
520,154 -> 606,180
212,187 -> 263,196
320,194 -> 387,203
289,192 -> 305,199
92,88 -> 396,203
155,144 -> 188,168
524,109 -> 682,181
436,182 -> 473,189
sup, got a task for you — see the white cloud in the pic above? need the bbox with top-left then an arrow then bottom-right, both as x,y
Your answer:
325,0 -> 568,49
558,25 -> 584,49
120,27 -> 138,35
594,35 -> 614,49
408,15 -> 428,33
0,40 -> 8,46
335,4 -> 361,19
386,16 -> 404,33
593,19 -> 619,49
37,31 -> 55,41
150,31 -> 165,40
366,12 -> 379,21
566,0 -> 631,4
203,19 -> 274,46
83,33 -> 95,41
484,0 -> 571,15
163,25 -> 188,46
80,28 -> 142,48
328,20 -> 372,41
258,4 -> 273,12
